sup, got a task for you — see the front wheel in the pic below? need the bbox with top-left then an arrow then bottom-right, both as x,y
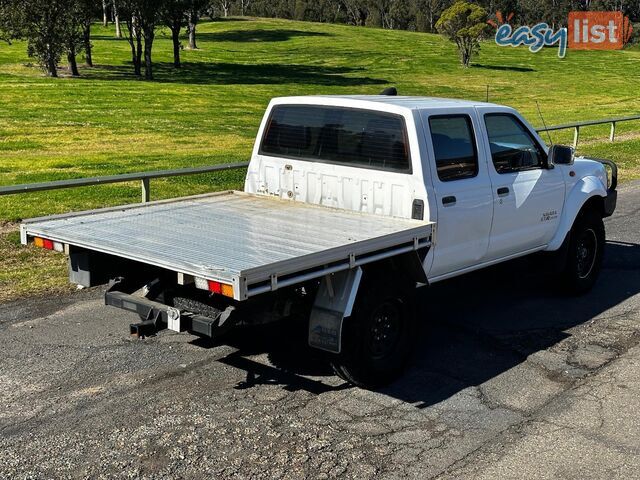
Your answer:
330,285 -> 416,389
559,210 -> 605,295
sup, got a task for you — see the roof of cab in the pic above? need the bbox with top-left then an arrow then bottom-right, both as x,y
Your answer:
272,95 -> 501,110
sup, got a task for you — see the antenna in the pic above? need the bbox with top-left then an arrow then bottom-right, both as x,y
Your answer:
535,100 -> 553,146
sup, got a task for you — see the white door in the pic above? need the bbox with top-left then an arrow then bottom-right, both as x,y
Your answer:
478,110 -> 565,260
422,111 -> 494,278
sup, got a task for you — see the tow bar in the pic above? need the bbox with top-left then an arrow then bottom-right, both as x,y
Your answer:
105,290 -> 181,337
105,278 -> 238,339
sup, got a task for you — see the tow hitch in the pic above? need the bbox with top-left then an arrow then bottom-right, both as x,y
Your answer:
105,278 -> 238,339
130,319 -> 159,338
106,290 -> 182,338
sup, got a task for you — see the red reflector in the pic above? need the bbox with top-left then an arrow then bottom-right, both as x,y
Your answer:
43,239 -> 54,250
207,280 -> 222,294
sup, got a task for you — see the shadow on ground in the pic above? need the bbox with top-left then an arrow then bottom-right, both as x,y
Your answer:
87,62 -> 386,86
472,64 -> 535,72
201,240 -> 640,404
197,28 -> 331,42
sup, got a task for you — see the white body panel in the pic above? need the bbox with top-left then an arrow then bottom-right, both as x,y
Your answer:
474,106 -> 566,260
546,158 -> 609,250
418,108 -> 493,278
245,96 -> 429,220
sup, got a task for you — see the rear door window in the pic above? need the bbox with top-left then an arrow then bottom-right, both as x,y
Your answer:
260,105 -> 411,173
428,115 -> 479,182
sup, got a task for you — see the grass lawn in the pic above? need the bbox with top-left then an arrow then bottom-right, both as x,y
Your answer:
0,17 -> 638,302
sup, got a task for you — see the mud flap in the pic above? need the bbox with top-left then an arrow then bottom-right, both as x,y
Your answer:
308,267 -> 362,354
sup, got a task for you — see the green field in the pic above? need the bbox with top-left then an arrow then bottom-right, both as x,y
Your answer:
1,17 -> 639,302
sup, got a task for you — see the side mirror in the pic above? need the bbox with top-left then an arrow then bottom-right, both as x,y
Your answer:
548,144 -> 574,166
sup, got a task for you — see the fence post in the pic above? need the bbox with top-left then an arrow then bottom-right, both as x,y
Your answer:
573,126 -> 580,149
610,122 -> 616,142
141,178 -> 150,203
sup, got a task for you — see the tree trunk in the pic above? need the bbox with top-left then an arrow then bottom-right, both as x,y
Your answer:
127,36 -> 136,67
113,0 -> 122,38
143,29 -> 154,80
135,31 -> 142,76
171,25 -> 181,68
187,12 -> 198,49
102,0 -> 109,27
125,18 -> 141,75
83,21 -> 93,66
67,48 -> 80,76
462,46 -> 470,67
46,53 -> 58,77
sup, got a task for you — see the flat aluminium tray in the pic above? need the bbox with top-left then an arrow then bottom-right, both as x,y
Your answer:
21,191 -> 433,300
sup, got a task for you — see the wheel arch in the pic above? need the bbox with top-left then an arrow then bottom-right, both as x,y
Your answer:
546,175 -> 607,251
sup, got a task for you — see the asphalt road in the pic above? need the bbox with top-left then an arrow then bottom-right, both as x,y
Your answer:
1,182 -> 639,479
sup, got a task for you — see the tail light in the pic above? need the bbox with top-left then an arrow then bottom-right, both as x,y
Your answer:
194,276 -> 234,298
32,237 -> 64,253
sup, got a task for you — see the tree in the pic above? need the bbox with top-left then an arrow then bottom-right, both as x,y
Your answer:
340,0 -> 369,25
119,0 -> 143,75
77,0 -> 99,67
65,1 -> 86,76
186,0 -> 208,49
420,0 -> 446,32
113,0 -> 123,37
120,0 -> 164,79
119,0 -> 165,80
219,0 -> 232,17
436,1 -> 489,67
239,0 -> 250,15
137,0 -> 163,79
162,0 -> 189,67
102,0 -> 109,25
0,0 -> 77,77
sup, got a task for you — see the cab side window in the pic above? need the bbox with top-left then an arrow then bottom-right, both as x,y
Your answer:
429,115 -> 479,182
484,114 -> 547,174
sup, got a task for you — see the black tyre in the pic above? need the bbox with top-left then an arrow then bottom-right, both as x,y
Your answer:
330,282 -> 416,389
560,210 -> 605,295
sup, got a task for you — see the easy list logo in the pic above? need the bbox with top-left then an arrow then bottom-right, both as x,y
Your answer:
490,11 -> 567,58
490,10 -> 633,58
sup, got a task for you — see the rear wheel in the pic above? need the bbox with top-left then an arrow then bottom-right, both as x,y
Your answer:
560,210 -> 605,295
330,280 -> 416,389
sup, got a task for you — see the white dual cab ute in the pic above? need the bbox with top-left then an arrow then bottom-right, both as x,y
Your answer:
21,93 -> 617,388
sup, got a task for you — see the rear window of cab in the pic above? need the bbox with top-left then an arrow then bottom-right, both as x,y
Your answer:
259,105 -> 411,173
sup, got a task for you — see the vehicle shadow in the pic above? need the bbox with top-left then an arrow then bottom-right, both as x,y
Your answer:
384,240 -> 640,407
86,62 -> 386,86
200,240 -> 640,403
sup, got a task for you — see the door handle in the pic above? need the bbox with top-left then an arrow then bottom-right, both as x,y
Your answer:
497,187 -> 510,197
442,195 -> 457,206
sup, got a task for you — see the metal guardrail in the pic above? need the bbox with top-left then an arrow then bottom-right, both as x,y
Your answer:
0,114 -> 638,202
0,162 -> 249,203
536,114 -> 640,148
